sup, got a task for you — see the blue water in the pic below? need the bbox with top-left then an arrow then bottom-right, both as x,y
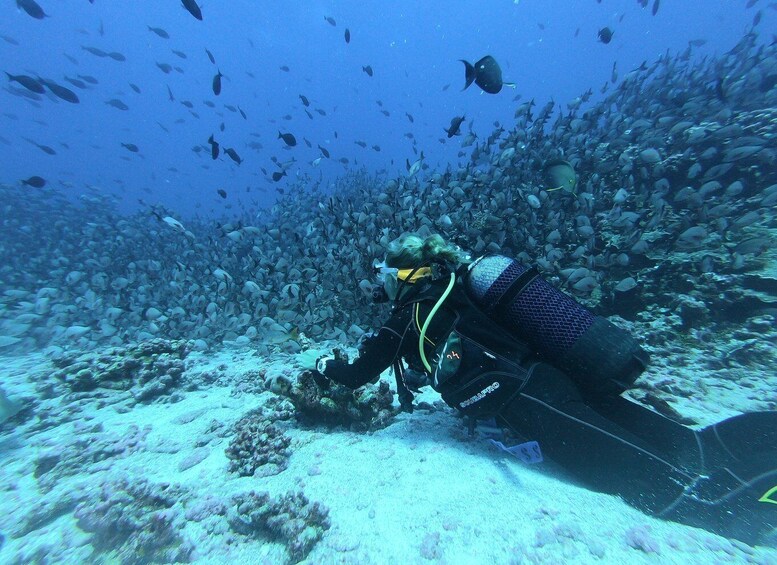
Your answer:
0,1 -> 769,217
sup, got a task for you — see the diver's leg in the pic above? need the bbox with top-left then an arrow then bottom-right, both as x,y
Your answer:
658,452 -> 777,546
699,412 -> 777,469
587,395 -> 704,473
660,412 -> 777,546
497,363 -> 695,514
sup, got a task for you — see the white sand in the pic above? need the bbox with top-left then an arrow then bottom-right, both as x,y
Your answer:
0,346 -> 774,564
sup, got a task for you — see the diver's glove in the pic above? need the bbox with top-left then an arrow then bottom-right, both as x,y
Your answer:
313,348 -> 349,390
303,367 -> 331,390
310,355 -> 334,390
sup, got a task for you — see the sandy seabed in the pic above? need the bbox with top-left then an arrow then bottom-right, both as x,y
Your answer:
0,344 -> 775,565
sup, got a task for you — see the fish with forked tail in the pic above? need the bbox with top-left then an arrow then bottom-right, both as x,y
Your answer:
460,55 -> 514,94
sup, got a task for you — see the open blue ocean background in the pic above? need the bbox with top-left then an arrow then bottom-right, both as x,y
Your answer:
1,1 -> 768,216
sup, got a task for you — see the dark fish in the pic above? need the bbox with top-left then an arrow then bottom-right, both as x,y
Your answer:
181,0 -> 203,21
172,49 -> 187,59
279,65 -> 290,72
212,69 -> 223,95
715,77 -> 727,101
460,55 -> 512,94
157,62 -> 173,74
64,77 -> 87,89
21,175 -> 46,188
272,170 -> 287,182
205,49 -> 216,64
106,98 -> 129,110
355,140 -> 367,148
27,140 -> 55,155
167,85 -> 175,101
406,112 -> 414,123
315,108 -> 326,116
303,138 -> 312,148
324,16 -> 336,26
381,110 -> 390,117
362,65 -> 373,77
40,79 -> 80,103
148,26 -> 170,39
372,145 -> 381,152
442,83 -> 450,91
753,10 -> 762,25
217,189 -> 227,198
339,157 -> 349,165
318,145 -> 330,158
544,160 -> 577,194
82,46 -> 108,58
78,74 -> 98,84
445,115 -> 465,138
5,73 -> 45,94
305,109 -> 313,119
1,34 -> 19,45
108,52 -> 126,62
344,28 -> 351,43
224,147 -> 242,164
129,83 -> 141,93
759,74 -> 777,92
121,142 -> 139,152
16,0 -> 47,20
238,106 -> 247,119
181,100 -> 194,108
278,131 -> 297,146
207,134 -> 219,159
598,27 -> 614,44
652,0 -> 660,15
299,94 -> 310,106
611,61 -> 618,84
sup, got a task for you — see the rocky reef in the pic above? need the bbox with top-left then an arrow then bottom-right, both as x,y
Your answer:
228,490 -> 331,562
48,338 -> 189,404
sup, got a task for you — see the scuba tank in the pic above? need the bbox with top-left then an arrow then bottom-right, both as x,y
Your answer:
463,255 -> 648,396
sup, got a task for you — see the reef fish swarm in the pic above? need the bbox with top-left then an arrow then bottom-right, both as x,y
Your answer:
0,33 -> 775,354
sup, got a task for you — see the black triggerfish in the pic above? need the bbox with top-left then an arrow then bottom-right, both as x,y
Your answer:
460,55 -> 513,94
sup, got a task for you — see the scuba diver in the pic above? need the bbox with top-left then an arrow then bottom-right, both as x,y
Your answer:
308,233 -> 777,546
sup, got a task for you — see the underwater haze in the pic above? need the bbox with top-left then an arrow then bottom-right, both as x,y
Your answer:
0,1 -> 776,564
0,0 -> 768,216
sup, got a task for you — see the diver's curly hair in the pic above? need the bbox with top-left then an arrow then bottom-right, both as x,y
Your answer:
385,233 -> 471,269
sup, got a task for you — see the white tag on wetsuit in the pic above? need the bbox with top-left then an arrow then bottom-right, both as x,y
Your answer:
488,439 -> 543,464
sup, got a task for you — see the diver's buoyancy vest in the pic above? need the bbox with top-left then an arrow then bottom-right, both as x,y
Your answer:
462,255 -> 649,397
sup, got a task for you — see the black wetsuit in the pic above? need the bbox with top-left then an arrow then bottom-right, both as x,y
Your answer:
320,277 -> 777,545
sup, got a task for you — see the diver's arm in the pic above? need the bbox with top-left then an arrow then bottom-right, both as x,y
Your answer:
320,311 -> 410,389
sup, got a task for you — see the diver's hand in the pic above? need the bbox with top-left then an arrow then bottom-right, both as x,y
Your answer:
316,355 -> 334,374
311,355 -> 335,390
301,368 -> 331,390
311,370 -> 331,390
